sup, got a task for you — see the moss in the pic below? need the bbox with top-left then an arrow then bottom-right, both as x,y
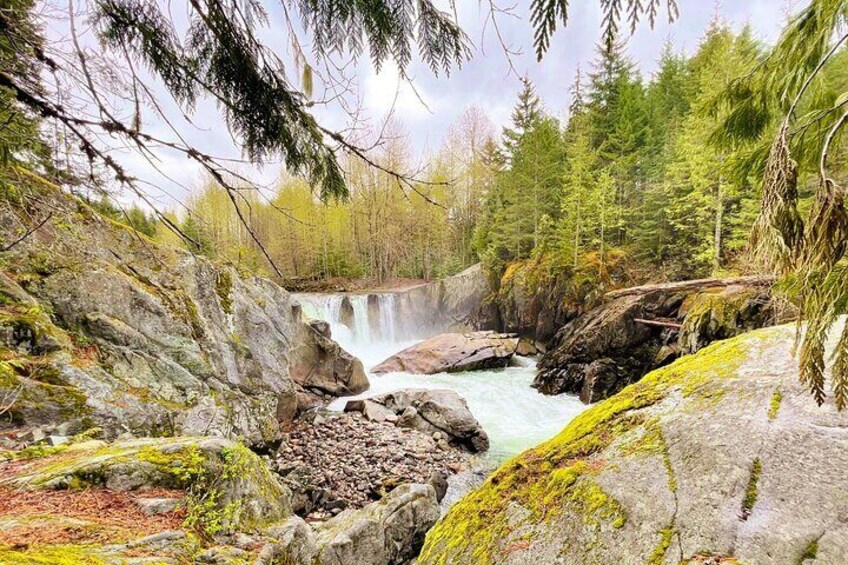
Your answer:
216,270 -> 234,315
798,539 -> 818,563
0,545 -> 106,564
741,458 -> 762,520
421,333 -> 758,565
768,389 -> 782,420
648,526 -> 674,565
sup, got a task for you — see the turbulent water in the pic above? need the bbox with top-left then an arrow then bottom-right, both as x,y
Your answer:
294,291 -> 587,503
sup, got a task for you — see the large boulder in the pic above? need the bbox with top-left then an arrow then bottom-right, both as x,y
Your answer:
420,323 -> 848,564
535,279 -> 776,403
372,331 -> 518,375
0,178 -> 366,445
347,389 -> 489,452
313,483 -> 440,565
0,436 -> 292,534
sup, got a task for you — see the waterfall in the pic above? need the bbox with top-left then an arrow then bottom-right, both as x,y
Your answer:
293,291 -> 424,367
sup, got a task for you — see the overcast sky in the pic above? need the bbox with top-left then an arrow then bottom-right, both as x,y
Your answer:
77,0 -> 798,208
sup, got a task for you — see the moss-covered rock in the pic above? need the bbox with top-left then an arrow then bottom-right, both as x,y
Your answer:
677,285 -> 777,354
0,172 -> 367,445
1,437 -> 291,535
420,322 -> 848,564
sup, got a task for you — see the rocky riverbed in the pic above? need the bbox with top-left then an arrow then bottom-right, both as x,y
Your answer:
275,411 -> 467,519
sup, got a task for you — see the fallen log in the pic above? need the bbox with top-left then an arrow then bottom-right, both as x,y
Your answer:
633,318 -> 683,329
604,276 -> 774,300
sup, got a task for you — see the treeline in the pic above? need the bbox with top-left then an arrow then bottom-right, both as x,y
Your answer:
156,113 -> 496,283
141,19 -> 845,287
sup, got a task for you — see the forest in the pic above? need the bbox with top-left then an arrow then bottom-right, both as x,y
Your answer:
110,19 -> 842,293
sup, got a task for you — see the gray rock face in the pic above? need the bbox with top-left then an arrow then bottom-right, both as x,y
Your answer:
421,323 -> 848,565
313,484 -> 440,565
439,264 -> 491,330
348,389 -> 489,453
0,187 -> 366,445
535,281 -> 776,404
372,331 -> 518,375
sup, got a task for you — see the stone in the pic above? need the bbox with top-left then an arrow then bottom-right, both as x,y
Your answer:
515,337 -> 537,356
1,437 -> 292,534
427,472 -> 448,502
47,435 -> 69,446
420,322 -> 848,565
135,497 -> 183,516
368,389 -> 489,453
259,516 -> 317,565
372,331 -> 518,375
535,279 -> 779,403
0,183 -> 367,446
314,484 -> 440,565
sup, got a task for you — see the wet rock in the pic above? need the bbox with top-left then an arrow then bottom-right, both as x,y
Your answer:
372,331 -> 518,375
365,389 -> 489,453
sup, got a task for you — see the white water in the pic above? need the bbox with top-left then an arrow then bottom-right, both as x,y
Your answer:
293,291 -> 587,492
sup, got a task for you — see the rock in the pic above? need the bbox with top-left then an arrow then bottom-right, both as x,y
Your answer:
0,437 -> 292,534
515,337 -> 537,356
535,279 -> 779,403
427,472 -> 448,502
339,296 -> 356,331
275,411 -> 467,512
259,516 -> 317,565
344,399 -> 396,423
677,285 -> 777,353
136,497 -> 183,516
47,435 -> 69,446
372,331 -> 518,375
420,323 -> 848,564
439,264 -> 492,330
367,389 -> 489,453
0,181 -> 366,445
313,484 -> 440,565
291,319 -> 369,406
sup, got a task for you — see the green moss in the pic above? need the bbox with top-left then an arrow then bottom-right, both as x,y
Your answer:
0,545 -> 106,564
768,389 -> 782,420
421,333 -> 758,565
798,539 -> 818,563
648,526 -> 673,565
741,458 -> 762,520
216,270 -> 234,315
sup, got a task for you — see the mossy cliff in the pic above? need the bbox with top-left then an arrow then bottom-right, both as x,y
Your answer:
0,170 -> 366,445
420,322 -> 848,564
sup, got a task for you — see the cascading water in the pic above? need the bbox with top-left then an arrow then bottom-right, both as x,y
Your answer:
293,290 -> 587,505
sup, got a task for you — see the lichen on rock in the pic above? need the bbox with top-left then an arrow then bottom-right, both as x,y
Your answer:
420,323 -> 848,564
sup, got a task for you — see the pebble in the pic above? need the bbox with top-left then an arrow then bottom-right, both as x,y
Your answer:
275,411 -> 468,512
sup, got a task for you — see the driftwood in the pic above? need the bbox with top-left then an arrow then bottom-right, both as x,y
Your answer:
633,318 -> 683,329
604,276 -> 775,300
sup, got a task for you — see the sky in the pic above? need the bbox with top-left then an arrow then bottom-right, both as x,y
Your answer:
63,0 -> 799,208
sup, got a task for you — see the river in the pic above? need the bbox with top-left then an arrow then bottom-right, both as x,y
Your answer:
294,291 -> 587,504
